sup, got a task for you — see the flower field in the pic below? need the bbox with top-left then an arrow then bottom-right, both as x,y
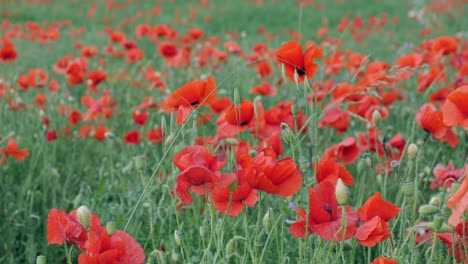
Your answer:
0,0 -> 467,263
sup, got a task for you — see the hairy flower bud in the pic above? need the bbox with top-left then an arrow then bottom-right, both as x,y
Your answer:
407,143 -> 418,159
106,221 -> 116,236
77,205 -> 91,229
335,179 -> 348,205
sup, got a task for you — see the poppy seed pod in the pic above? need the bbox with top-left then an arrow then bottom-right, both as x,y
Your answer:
77,206 -> 91,229
36,255 -> 46,264
432,214 -> 444,231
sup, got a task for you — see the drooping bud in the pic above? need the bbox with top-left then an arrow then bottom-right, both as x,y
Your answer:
36,255 -> 46,264
106,222 -> 116,236
335,179 -> 348,205
281,122 -> 294,143
407,143 -> 418,159
77,206 -> 91,229
174,230 -> 183,246
449,182 -> 460,196
225,238 -> 237,257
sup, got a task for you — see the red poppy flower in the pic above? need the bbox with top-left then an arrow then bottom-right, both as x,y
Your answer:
394,53 -> 422,80
78,227 -> 145,264
355,216 -> 391,247
159,42 -> 178,59
318,107 -> 350,135
442,85 -> 468,128
46,130 -> 58,142
68,110 -> 83,126
290,181 -> 359,241
87,69 -> 107,90
216,100 -> 265,138
430,161 -> 463,190
93,126 -> 109,141
47,208 -> 100,250
133,111 -> 149,126
416,104 -> 458,147
173,145 -> 225,172
276,40 -> 322,83
146,127 -> 164,143
257,131 -> 283,157
321,137 -> 360,165
176,166 -> 235,205
371,256 -> 397,264
358,192 -> 400,222
0,38 -> 16,63
437,221 -> 468,262
0,139 -> 29,164
124,131 -> 142,144
256,61 -> 272,79
446,165 -> 468,226
251,82 -> 277,96
247,150 -> 302,197
211,183 -> 258,217
315,159 -> 354,186
161,77 -> 217,125
431,36 -> 459,55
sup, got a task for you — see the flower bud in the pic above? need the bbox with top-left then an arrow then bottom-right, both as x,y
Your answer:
134,155 -> 145,171
281,122 -> 294,143
200,226 -> 208,240
372,110 -> 381,127
429,196 -> 441,207
402,182 -> 414,197
224,138 -> 239,146
106,221 -> 116,236
335,179 -> 348,205
174,230 -> 183,246
407,143 -> 418,159
225,238 -> 237,257
432,214 -> 444,231
450,182 -> 460,196
171,251 -> 179,262
77,206 -> 91,229
418,205 -> 440,217
263,209 -> 272,234
441,206 -> 452,218
36,255 -> 46,264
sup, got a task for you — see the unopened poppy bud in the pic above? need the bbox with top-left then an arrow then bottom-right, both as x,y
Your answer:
248,149 -> 258,157
77,206 -> 91,229
357,159 -> 366,173
441,206 -> 451,218
106,221 -> 116,236
432,214 -> 444,231
438,223 -> 452,233
225,238 -> 237,257
450,182 -> 460,196
224,138 -> 239,146
429,196 -> 441,207
174,230 -> 183,246
419,205 -> 440,217
335,179 -> 348,205
281,122 -> 294,143
298,156 -> 309,172
376,174 -> 383,184
171,251 -> 179,262
149,250 -> 166,264
291,105 -> 298,117
200,226 -> 208,240
407,143 -> 418,159
36,255 -> 46,264
134,155 -> 145,171
104,131 -> 115,139
390,160 -> 399,169
281,63 -> 287,82
402,182 -> 414,197
342,241 -> 353,251
372,110 -> 381,127
263,209 -> 272,234
365,156 -> 372,167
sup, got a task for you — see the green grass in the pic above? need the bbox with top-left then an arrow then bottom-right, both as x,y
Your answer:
0,0 -> 467,263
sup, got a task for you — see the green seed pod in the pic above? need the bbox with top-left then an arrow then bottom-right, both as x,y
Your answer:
36,255 -> 46,264
77,206 -> 91,229
106,222 -> 116,236
441,206 -> 452,218
438,223 -> 452,233
418,205 -> 440,217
